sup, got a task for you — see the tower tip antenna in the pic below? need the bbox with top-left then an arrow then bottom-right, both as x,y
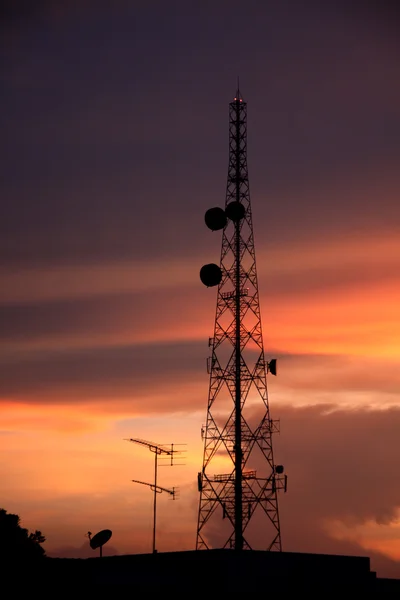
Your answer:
235,76 -> 243,101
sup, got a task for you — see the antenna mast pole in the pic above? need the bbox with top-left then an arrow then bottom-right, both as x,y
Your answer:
153,449 -> 158,554
197,88 -> 287,551
126,439 -> 184,553
234,98 -> 243,549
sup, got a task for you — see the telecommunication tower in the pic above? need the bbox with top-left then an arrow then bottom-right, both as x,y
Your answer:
196,87 -> 287,551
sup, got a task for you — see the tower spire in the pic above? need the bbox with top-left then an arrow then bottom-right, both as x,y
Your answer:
197,92 -> 287,551
235,77 -> 242,101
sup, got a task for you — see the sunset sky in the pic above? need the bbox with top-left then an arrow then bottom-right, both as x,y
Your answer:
1,1 -> 400,578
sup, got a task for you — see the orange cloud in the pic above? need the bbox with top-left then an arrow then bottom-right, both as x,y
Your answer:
326,517 -> 400,562
265,279 -> 400,358
1,230 -> 399,364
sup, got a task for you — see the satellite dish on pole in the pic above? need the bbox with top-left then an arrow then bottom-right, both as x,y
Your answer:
87,529 -> 112,558
200,263 -> 222,287
204,207 -> 227,231
225,201 -> 245,222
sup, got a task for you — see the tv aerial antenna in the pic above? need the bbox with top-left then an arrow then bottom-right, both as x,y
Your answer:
125,438 -> 186,553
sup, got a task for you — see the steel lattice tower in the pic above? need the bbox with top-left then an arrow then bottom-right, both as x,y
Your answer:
196,87 -> 287,552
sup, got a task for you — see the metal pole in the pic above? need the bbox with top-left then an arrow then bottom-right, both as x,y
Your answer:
153,450 -> 158,553
234,96 -> 243,551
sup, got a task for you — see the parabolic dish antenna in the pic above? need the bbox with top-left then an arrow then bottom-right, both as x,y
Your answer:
200,263 -> 222,287
88,529 -> 112,557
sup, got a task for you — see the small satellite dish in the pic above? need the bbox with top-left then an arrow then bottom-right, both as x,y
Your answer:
225,201 -> 245,222
88,529 -> 112,557
267,359 -> 277,376
204,207 -> 227,231
200,263 -> 222,287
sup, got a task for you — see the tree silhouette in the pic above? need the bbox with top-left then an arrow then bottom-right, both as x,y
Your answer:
0,508 -> 46,561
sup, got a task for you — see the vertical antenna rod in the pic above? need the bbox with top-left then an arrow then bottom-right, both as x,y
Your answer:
234,91 -> 243,551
